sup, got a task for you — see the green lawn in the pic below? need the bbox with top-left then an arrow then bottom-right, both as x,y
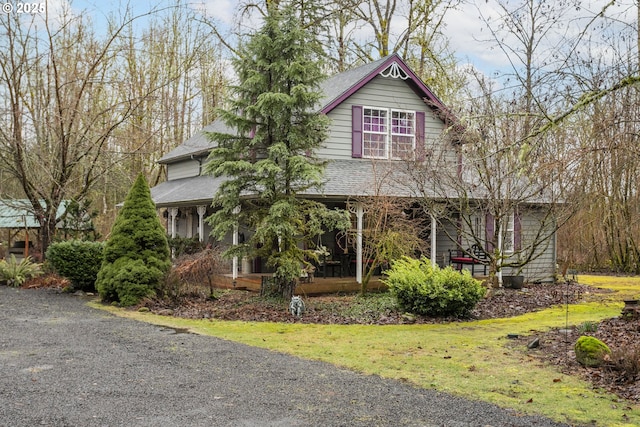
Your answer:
94,275 -> 640,427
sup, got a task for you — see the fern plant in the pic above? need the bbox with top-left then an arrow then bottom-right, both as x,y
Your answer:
0,255 -> 43,287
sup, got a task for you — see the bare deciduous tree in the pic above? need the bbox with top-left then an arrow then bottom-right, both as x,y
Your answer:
341,163 -> 427,294
0,9 -> 143,255
0,3 -> 230,250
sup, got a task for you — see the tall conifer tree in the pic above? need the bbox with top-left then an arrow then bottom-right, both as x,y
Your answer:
205,2 -> 349,298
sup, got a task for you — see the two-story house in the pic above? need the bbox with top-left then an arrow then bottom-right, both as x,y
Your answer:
150,54 -> 557,285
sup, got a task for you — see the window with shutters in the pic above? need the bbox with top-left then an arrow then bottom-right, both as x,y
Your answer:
391,110 -> 415,159
362,107 -> 415,159
363,107 -> 388,158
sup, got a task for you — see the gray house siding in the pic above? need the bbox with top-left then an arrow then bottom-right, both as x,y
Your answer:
319,75 -> 449,160
511,210 -> 556,282
167,159 -> 201,181
437,210 -> 556,283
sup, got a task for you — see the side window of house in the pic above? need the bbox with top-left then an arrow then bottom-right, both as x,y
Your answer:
504,211 -> 515,253
485,211 -> 520,254
474,215 -> 483,240
361,107 -> 416,159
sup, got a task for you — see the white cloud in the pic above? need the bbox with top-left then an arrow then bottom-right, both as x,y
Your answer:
191,0 -> 236,26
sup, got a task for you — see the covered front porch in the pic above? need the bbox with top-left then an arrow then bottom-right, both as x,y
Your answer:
156,200 -> 480,283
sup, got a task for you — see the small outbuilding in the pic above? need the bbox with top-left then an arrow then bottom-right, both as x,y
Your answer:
0,199 -> 78,259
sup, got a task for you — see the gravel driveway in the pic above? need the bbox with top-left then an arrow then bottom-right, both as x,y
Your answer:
0,286 -> 571,427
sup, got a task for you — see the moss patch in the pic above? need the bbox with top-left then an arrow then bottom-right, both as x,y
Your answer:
575,335 -> 611,367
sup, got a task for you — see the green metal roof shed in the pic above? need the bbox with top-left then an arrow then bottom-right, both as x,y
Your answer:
0,199 -> 70,229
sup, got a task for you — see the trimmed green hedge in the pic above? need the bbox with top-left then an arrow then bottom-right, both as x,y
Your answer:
383,256 -> 486,318
46,240 -> 104,291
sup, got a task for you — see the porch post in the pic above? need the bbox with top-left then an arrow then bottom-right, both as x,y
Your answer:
232,206 -> 241,280
356,203 -> 364,284
186,208 -> 193,238
497,219 -> 503,286
168,207 -> 178,239
196,205 -> 207,242
430,214 -> 437,268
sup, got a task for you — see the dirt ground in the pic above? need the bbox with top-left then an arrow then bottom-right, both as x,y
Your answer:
23,275 -> 640,404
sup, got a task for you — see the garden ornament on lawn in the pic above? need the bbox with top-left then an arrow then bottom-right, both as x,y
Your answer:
289,295 -> 305,317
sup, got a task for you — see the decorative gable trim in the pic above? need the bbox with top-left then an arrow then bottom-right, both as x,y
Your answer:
321,53 -> 445,115
379,61 -> 409,80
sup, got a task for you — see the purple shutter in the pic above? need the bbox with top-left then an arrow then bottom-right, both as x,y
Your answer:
352,105 -> 363,158
514,211 -> 522,251
415,111 -> 425,159
485,212 -> 495,252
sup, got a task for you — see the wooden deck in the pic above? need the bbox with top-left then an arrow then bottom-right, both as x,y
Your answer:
212,273 -> 386,295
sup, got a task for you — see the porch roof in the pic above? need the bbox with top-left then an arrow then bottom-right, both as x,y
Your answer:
150,159 -> 430,208
150,174 -> 227,207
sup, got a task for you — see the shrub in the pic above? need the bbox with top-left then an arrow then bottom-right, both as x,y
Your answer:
162,248 -> 226,301
608,344 -> 640,382
96,174 -> 171,306
167,236 -> 205,258
0,255 -> 43,287
383,256 -> 486,318
575,335 -> 611,367
46,241 -> 104,291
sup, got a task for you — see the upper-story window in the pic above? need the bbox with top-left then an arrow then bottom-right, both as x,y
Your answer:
362,107 -> 415,159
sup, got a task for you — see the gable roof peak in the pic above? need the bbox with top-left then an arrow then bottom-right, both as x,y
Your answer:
320,53 -> 446,114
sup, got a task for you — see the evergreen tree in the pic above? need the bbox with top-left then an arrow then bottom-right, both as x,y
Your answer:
96,174 -> 171,306
205,3 -> 349,299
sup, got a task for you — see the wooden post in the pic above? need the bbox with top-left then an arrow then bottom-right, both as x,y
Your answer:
23,215 -> 28,258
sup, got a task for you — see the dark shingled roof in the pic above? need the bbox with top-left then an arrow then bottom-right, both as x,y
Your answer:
312,159 -> 419,198
150,159 -> 427,206
317,56 -> 389,113
157,120 -> 233,164
150,175 -> 226,207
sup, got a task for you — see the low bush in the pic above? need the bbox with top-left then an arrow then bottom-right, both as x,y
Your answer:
0,255 -> 43,287
161,249 -> 226,301
46,241 -> 104,291
383,256 -> 486,318
97,257 -> 165,307
576,320 -> 599,334
608,344 -> 640,382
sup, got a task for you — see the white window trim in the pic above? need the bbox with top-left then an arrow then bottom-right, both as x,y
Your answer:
390,109 -> 416,160
362,107 -> 415,160
504,211 -> 515,254
362,106 -> 389,159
